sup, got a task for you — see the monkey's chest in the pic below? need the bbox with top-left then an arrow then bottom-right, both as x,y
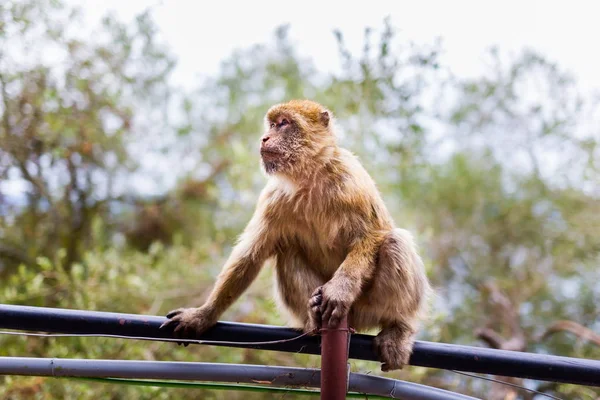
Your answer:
281,217 -> 349,274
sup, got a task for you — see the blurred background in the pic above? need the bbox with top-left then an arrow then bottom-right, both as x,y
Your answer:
1,0 -> 599,398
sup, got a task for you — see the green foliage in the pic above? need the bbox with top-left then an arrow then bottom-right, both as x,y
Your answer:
1,1 -> 599,399
0,236 -> 319,399
0,0 -> 175,271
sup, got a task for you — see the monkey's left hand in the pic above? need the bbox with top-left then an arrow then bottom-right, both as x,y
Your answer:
311,280 -> 354,329
159,306 -> 217,345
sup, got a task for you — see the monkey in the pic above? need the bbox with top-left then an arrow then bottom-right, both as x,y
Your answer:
160,99 -> 431,371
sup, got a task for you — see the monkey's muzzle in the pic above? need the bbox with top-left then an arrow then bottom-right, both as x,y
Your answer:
260,148 -> 282,162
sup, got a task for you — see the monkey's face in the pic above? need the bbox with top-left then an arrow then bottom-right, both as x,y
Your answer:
261,100 -> 335,177
260,114 -> 303,175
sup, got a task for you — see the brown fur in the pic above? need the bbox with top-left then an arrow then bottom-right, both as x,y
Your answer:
161,100 -> 431,371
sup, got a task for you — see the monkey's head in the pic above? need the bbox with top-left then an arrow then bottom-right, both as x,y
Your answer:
261,100 -> 336,177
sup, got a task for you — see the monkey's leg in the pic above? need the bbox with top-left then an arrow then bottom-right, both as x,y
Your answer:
357,228 -> 428,371
274,251 -> 325,333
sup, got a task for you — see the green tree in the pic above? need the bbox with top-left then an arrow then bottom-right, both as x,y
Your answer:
1,2 -> 599,399
0,0 -> 175,271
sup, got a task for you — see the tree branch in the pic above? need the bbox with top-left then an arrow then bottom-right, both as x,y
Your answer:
540,320 -> 600,347
475,281 -> 529,400
475,327 -> 506,349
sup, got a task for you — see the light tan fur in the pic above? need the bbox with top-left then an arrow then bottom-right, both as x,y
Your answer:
161,100 -> 431,371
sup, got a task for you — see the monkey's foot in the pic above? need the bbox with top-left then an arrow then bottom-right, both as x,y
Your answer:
159,307 -> 217,345
374,325 -> 415,371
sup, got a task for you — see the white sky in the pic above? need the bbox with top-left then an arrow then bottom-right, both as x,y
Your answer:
81,0 -> 600,90
4,0 -> 599,200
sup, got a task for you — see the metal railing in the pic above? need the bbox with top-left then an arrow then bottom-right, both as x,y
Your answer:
1,304 -> 599,398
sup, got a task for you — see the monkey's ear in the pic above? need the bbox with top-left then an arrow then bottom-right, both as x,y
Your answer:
320,111 -> 330,127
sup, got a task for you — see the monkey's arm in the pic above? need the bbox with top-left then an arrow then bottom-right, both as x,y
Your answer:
204,216 -> 273,316
319,235 -> 381,327
161,206 -> 275,338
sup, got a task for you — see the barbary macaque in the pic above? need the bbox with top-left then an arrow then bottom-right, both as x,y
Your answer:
161,100 -> 431,371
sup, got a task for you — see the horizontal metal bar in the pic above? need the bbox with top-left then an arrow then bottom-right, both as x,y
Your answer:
0,357 -> 479,400
1,304 -> 599,386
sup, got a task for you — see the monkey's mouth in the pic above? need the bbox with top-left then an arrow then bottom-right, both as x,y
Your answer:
260,148 -> 283,160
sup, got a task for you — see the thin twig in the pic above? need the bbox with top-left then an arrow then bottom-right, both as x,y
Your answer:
0,329 -> 314,347
450,370 -> 563,400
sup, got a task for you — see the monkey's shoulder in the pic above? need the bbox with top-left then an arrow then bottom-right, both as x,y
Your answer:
331,150 -> 383,200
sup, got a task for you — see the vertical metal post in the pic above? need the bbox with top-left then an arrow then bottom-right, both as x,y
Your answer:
320,315 -> 350,400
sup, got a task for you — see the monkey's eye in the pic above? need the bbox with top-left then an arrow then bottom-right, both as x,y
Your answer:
280,119 -> 289,126
269,122 -> 276,128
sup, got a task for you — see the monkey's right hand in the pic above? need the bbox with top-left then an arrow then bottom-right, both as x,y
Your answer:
159,307 -> 217,346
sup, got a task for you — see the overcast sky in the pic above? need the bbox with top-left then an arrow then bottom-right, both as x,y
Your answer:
81,0 -> 600,90
5,0 -> 599,200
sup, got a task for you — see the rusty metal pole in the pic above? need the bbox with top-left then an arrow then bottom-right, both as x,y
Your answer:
320,315 -> 350,400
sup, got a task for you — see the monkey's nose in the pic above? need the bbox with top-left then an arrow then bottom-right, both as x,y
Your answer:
262,136 -> 270,143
